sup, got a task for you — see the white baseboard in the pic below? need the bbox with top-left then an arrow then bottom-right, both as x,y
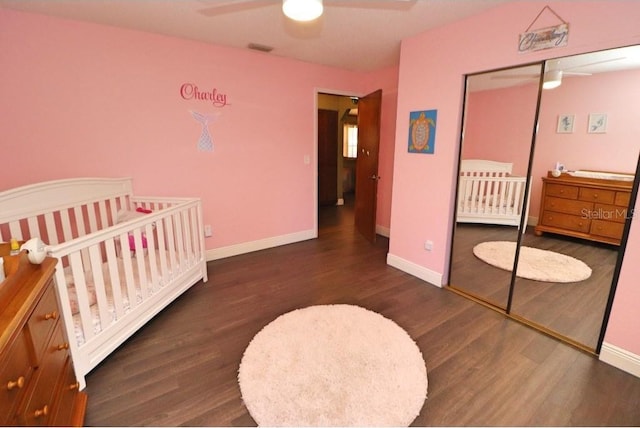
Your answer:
599,342 -> 640,378
376,225 -> 390,238
386,253 -> 443,287
206,229 -> 316,261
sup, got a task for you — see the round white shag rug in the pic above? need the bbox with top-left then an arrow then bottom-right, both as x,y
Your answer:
473,241 -> 592,283
238,304 -> 428,427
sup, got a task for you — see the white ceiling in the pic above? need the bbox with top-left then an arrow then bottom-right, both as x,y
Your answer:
0,0 -> 517,72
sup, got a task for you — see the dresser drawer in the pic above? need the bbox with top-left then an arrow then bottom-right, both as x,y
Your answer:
50,358 -> 82,426
545,183 -> 579,199
16,324 -> 69,426
593,203 -> 628,224
25,282 -> 59,366
544,196 -> 591,216
615,191 -> 631,207
541,211 -> 590,233
0,330 -> 34,423
591,220 -> 625,240
579,187 -> 615,204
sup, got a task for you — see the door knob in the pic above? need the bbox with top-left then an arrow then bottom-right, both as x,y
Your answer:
370,174 -> 381,181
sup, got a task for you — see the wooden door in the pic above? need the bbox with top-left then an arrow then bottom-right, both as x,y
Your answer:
317,109 -> 338,206
354,90 -> 382,243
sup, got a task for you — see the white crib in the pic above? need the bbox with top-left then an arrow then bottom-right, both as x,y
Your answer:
0,177 -> 208,389
456,159 -> 529,227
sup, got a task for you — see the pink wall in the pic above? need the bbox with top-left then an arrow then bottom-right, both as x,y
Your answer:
463,83 -> 539,176
0,8 -> 396,251
390,1 -> 640,356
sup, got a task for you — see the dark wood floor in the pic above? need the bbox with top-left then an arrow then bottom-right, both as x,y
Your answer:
449,223 -> 618,350
83,200 -> 640,426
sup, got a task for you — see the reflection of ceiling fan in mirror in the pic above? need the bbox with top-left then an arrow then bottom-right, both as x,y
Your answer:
493,55 -> 628,89
196,0 -> 417,21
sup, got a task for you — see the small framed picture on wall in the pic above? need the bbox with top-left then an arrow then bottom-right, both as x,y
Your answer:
588,113 -> 607,133
556,114 -> 575,133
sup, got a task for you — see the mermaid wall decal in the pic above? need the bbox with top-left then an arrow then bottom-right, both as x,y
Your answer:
190,110 -> 220,152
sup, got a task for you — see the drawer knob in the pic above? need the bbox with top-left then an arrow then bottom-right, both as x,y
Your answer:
594,194 -> 598,198
44,311 -> 58,321
34,404 -> 49,418
7,376 -> 25,390
57,342 -> 70,351
69,382 -> 80,391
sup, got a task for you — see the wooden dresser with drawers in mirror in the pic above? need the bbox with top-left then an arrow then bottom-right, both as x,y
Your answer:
534,171 -> 634,245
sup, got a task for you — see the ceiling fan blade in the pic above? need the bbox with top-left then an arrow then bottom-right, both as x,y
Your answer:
491,74 -> 539,79
197,0 -> 274,17
197,0 -> 415,17
563,71 -> 592,76
326,0 -> 417,11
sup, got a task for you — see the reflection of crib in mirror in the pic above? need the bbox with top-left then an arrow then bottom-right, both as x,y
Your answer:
456,159 -> 529,227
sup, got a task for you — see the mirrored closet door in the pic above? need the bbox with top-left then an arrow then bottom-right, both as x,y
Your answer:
509,46 -> 640,351
449,45 -> 640,353
448,63 -> 543,310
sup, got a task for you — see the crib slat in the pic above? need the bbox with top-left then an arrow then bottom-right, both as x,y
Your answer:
97,200 -> 108,230
8,221 -> 22,240
183,210 -> 194,267
69,252 -> 95,342
44,212 -> 59,245
104,238 -> 125,319
155,220 -> 170,282
73,205 -> 93,273
506,182 -> 516,215
26,216 -> 40,240
513,181 -> 523,215
498,182 -> 507,214
107,198 -> 118,226
165,215 -> 178,276
73,206 -> 87,237
87,202 -> 99,234
60,209 -> 74,242
188,207 -> 198,261
88,244 -> 112,330
132,229 -> 149,300
145,223 -> 160,291
119,231 -> 139,311
174,212 -> 185,272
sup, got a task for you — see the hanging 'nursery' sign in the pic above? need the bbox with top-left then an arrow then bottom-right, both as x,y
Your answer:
518,5 -> 569,53
519,23 -> 569,53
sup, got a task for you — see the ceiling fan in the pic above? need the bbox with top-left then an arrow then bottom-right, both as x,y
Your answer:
196,0 -> 417,21
490,55 -> 629,89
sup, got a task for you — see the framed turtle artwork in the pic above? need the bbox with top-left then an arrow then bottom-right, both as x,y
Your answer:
408,109 -> 437,154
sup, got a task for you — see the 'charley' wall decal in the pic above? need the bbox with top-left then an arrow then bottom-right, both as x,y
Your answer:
180,83 -> 230,107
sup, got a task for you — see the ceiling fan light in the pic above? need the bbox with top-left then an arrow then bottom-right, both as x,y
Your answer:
543,70 -> 563,90
282,0 -> 323,22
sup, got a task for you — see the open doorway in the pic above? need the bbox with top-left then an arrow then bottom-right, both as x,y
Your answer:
317,93 -> 359,209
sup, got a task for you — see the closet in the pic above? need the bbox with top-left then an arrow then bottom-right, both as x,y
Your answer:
448,45 -> 640,353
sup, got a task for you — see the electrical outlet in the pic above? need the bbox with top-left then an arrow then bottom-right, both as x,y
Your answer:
424,240 -> 433,251
204,225 -> 212,237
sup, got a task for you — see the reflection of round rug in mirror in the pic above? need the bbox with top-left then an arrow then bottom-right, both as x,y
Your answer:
473,241 -> 592,283
238,304 -> 428,427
